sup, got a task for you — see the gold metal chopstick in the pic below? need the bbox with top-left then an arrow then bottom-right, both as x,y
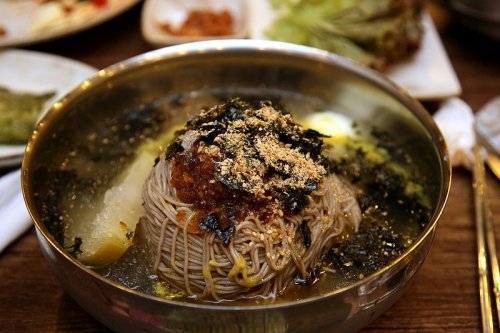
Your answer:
486,154 -> 500,182
484,188 -> 500,328
481,155 -> 500,328
473,144 -> 499,332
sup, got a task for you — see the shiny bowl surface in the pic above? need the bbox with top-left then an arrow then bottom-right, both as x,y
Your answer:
22,40 -> 451,333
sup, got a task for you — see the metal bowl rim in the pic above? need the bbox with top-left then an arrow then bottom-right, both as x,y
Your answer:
22,39 -> 451,311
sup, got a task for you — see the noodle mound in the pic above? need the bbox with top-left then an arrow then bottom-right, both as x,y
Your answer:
141,100 -> 361,300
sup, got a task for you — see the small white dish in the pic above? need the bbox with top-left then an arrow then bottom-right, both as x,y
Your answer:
247,0 -> 461,101
0,0 -> 141,48
384,13 -> 462,101
0,49 -> 97,168
141,0 -> 248,46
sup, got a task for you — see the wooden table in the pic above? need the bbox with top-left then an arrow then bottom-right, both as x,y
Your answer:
1,3 -> 499,332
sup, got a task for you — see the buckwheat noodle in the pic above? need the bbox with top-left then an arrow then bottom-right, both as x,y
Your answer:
141,100 -> 361,300
142,155 -> 361,300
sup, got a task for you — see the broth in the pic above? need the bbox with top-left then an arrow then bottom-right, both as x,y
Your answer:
37,91 -> 433,305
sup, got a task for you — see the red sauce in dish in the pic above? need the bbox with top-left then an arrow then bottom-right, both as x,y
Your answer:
169,146 -> 272,233
159,10 -> 234,37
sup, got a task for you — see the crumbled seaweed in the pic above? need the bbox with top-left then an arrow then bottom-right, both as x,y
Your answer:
300,220 -> 312,248
327,218 -> 404,278
197,125 -> 225,145
175,98 -> 326,215
276,126 -> 326,160
302,129 -> 329,158
324,127 -> 433,280
164,140 -> 184,160
199,213 -> 235,247
218,225 -> 236,247
186,99 -> 248,129
33,167 -> 80,245
210,93 -> 286,113
215,172 -> 246,193
327,138 -> 430,231
66,237 -> 83,257
126,231 -> 134,240
293,265 -> 320,285
186,99 -> 327,166
371,128 -> 409,165
199,214 -> 219,231
83,101 -> 167,163
368,164 -> 404,198
303,178 -> 319,192
363,164 -> 429,230
294,274 -> 310,285
276,188 -> 310,214
326,148 -> 364,181
243,97 -> 286,112
221,103 -> 246,122
398,196 -> 431,229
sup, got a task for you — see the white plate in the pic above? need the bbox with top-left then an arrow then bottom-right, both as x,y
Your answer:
0,49 -> 97,168
248,0 -> 461,101
0,0 -> 141,48
141,0 -> 248,46
383,13 -> 462,100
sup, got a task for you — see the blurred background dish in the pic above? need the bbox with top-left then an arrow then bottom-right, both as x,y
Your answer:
383,12 -> 461,100
247,0 -> 461,101
138,0 -> 462,101
0,49 -> 96,167
0,0 -> 141,48
141,0 -> 248,45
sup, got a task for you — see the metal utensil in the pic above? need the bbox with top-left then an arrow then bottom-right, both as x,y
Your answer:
473,144 -> 497,333
486,155 -> 500,181
476,96 -> 500,181
473,96 -> 500,332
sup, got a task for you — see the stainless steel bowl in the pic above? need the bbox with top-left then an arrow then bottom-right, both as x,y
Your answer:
22,40 -> 451,333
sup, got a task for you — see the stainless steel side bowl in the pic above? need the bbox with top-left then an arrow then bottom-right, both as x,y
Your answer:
22,40 -> 451,333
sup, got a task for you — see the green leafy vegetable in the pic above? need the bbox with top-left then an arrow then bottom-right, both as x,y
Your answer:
0,86 -> 55,144
265,0 -> 423,69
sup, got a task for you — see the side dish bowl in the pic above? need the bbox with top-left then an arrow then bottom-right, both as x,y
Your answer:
141,0 -> 248,45
22,40 -> 450,333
